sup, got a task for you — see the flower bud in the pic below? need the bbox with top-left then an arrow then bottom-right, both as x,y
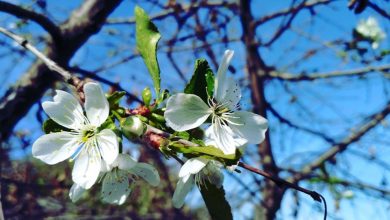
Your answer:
121,116 -> 145,139
142,87 -> 152,106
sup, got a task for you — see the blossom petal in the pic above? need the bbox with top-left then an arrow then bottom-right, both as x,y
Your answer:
117,154 -> 137,170
205,125 -> 247,147
72,148 -> 101,189
210,123 -> 244,155
42,90 -> 84,129
131,163 -> 160,186
228,111 -> 268,144
101,170 -> 131,205
203,163 -> 224,188
96,129 -> 119,165
172,175 -> 194,208
100,159 -> 113,173
178,157 -> 208,178
69,183 -> 86,203
218,78 -> 241,110
84,82 -> 109,127
32,132 -> 79,165
164,93 -> 212,131
214,50 -> 234,102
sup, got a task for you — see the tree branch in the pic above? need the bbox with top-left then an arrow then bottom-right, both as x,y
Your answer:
0,27 -> 72,81
267,102 -> 336,144
294,100 -> 390,181
254,0 -> 331,28
0,1 -> 61,40
367,1 -> 390,20
106,1 -> 238,25
238,162 -> 323,202
0,0 -> 123,141
240,1 -> 282,219
268,64 -> 390,81
69,66 -> 142,103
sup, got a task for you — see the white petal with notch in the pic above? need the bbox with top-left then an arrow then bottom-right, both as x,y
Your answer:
42,90 -> 84,130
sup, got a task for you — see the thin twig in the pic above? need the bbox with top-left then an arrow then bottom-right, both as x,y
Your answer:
69,66 -> 142,103
0,1 -> 61,40
238,162 -> 322,202
268,64 -> 390,81
296,100 -> 390,180
0,27 -> 72,81
367,1 -> 390,20
238,162 -> 327,220
106,2 -> 238,25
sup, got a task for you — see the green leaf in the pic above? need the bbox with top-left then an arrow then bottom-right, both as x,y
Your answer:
199,182 -> 233,220
380,49 -> 390,57
135,6 -> 161,95
42,119 -> 69,134
107,91 -> 126,106
173,131 -> 190,140
97,117 -> 117,132
169,143 -> 240,165
184,59 -> 214,102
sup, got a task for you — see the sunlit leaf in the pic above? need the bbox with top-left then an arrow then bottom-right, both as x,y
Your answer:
184,59 -> 214,103
135,6 -> 161,95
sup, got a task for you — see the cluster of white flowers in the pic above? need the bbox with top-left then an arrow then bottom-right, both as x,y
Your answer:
165,50 -> 268,207
32,82 -> 159,204
70,154 -> 159,205
32,50 -> 268,208
356,16 -> 386,49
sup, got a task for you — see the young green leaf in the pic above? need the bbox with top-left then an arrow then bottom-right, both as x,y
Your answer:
135,6 -> 161,95
107,91 -> 126,106
184,59 -> 214,103
169,143 -> 240,165
42,119 -> 70,134
199,182 -> 233,220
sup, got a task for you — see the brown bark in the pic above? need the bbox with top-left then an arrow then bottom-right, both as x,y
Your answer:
239,1 -> 284,219
0,0 -> 123,141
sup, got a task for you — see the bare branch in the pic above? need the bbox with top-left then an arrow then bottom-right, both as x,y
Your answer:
267,102 -> 336,144
367,1 -> 390,20
268,64 -> 390,81
240,1 -> 282,218
0,0 -> 123,141
106,1 -> 238,25
0,27 -> 72,81
69,66 -> 142,103
295,100 -> 390,180
238,162 -> 323,203
0,1 -> 61,40
254,0 -> 331,28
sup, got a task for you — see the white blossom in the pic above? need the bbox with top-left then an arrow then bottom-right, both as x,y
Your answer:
164,50 -> 268,154
172,157 -> 223,208
356,16 -> 386,49
70,154 -> 160,205
32,82 -> 118,189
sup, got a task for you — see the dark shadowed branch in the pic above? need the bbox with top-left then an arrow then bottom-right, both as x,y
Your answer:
0,1 -> 61,40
